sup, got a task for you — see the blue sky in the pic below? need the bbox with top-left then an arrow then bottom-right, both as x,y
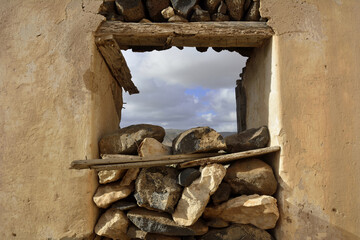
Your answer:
120,47 -> 247,132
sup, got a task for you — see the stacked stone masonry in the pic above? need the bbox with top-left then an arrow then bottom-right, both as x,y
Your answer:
93,124 -> 279,239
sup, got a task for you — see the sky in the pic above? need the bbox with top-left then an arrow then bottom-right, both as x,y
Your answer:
120,47 -> 247,132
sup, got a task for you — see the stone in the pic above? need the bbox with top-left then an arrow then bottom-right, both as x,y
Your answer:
224,158 -> 277,195
217,1 -> 227,14
244,0 -> 260,21
172,127 -> 226,155
177,168 -> 201,187
211,13 -> 230,21
146,0 -> 170,22
98,169 -> 126,184
127,208 -> 196,236
189,219 -> 209,235
93,182 -> 134,208
135,167 -> 182,213
127,225 -> 148,239
115,0 -> 146,22
120,168 -> 140,186
168,15 -> 188,22
111,198 -> 138,211
211,182 -> 231,205
170,0 -> 198,18
244,0 -> 251,11
206,218 -> 230,228
99,124 -> 165,154
190,6 -> 211,22
161,6 -> 175,19
172,164 -> 226,226
200,224 -> 273,240
147,234 -> 182,240
204,0 -> 222,13
94,208 -> 129,239
203,195 -> 279,229
138,138 -> 172,157
224,126 -> 270,153
224,0 -> 245,20
140,18 -> 152,23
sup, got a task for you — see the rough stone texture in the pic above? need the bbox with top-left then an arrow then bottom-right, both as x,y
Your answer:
99,124 -> 165,154
161,6 -> 175,19
224,158 -> 277,195
170,0 -> 198,18
173,164 -> 226,226
218,1 -> 227,14
190,6 -> 211,22
0,1 -> 124,238
168,15 -> 188,22
127,225 -> 148,239
200,224 -> 273,240
177,168 -> 201,187
211,13 -> 230,21
111,198 -> 138,211
211,182 -> 231,205
225,126 -> 270,153
95,208 -> 129,239
244,0 -> 260,21
203,195 -> 279,229
127,208 -> 196,236
135,167 -> 182,213
204,0 -> 222,13
206,218 -> 230,228
224,0 -> 245,20
115,0 -> 145,22
172,127 -> 226,155
138,137 -> 172,157
93,182 -> 134,208
98,169 -> 126,184
146,0 -> 170,22
120,168 -> 140,186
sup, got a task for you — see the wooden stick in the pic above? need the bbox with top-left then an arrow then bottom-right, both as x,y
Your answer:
179,146 -> 281,168
70,152 -> 223,169
90,159 -> 189,170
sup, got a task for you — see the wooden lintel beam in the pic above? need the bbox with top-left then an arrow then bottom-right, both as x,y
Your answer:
95,34 -> 139,94
95,21 -> 274,48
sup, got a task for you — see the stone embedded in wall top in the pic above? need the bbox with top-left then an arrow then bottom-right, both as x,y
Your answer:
225,0 -> 245,20
172,126 -> 226,155
138,137 -> 172,157
146,0 -> 171,22
98,169 -> 126,184
244,0 -> 260,21
203,194 -> 279,229
170,0 -> 198,18
99,124 -> 165,154
211,182 -> 231,205
115,0 -> 146,22
204,0 -> 222,13
177,168 -> 201,187
93,182 -> 134,208
161,6 -> 176,19
94,208 -> 129,239
190,5 -> 211,22
225,126 -> 270,153
168,15 -> 189,22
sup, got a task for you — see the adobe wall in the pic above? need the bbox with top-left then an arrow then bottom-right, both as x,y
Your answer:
0,0 -> 121,239
244,0 -> 360,239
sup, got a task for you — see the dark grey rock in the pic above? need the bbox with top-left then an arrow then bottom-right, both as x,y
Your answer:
134,167 -> 182,213
224,0 -> 245,20
172,127 -> 226,155
190,5 -> 211,21
127,208 -> 196,236
211,13 -> 230,21
211,182 -> 231,205
217,1 -> 227,14
224,158 -> 277,195
99,124 -> 165,154
177,168 -> 201,187
224,126 -> 270,153
146,0 -> 170,22
199,224 -> 274,240
244,0 -> 260,21
115,0 -> 145,22
170,0 -> 198,18
111,199 -> 138,211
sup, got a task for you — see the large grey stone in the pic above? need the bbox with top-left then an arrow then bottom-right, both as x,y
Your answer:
146,0 -> 170,21
224,0 -> 245,20
172,127 -> 226,155
94,208 -> 129,239
224,126 -> 270,153
172,164 -> 226,226
99,124 -> 165,154
115,0 -> 145,22
203,195 -> 279,229
134,167 -> 182,213
199,224 -> 273,240
170,0 -> 198,18
224,158 -> 277,195
127,208 -> 196,236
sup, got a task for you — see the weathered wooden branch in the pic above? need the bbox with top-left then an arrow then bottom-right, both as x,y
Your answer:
179,146 -> 280,168
95,34 -> 139,94
95,21 -> 274,48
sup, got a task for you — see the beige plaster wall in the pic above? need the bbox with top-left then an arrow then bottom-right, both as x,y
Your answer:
244,0 -> 360,239
0,0 -> 122,239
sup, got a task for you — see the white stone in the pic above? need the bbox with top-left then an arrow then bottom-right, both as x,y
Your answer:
161,6 -> 175,19
138,137 -> 172,157
98,169 -> 126,184
120,168 -> 140,186
94,208 -> 129,239
93,182 -> 134,208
